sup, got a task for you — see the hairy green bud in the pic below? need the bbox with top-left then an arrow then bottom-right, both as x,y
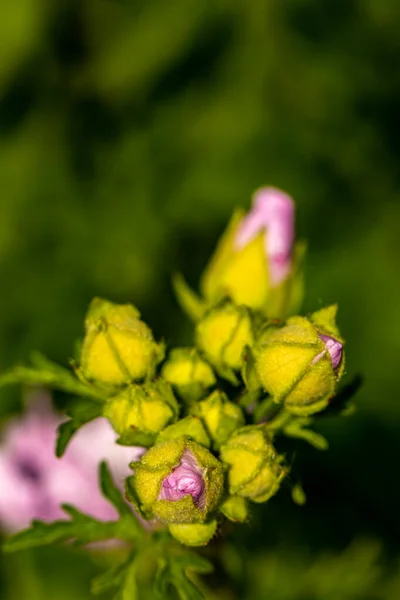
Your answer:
254,305 -> 345,416
196,302 -> 253,378
161,347 -> 216,403
168,520 -> 217,547
220,427 -> 287,503
128,438 -> 224,525
194,390 -> 245,448
103,380 -> 179,446
80,298 -> 164,387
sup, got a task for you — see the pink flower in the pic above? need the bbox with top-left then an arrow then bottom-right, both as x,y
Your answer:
312,333 -> 343,370
158,449 -> 205,509
0,394 -> 146,533
235,187 -> 295,286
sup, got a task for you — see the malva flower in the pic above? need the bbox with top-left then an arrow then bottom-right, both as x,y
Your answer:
253,305 -> 345,416
199,187 -> 303,318
159,448 -> 206,509
0,394 -> 145,533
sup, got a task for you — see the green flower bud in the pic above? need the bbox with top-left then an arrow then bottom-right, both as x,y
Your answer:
168,520 -> 217,547
219,496 -> 248,523
196,302 -> 253,378
254,305 -> 345,416
129,438 -> 224,524
80,298 -> 164,387
103,380 -> 179,446
194,390 -> 245,448
161,348 -> 216,403
156,416 -> 211,448
220,427 -> 287,503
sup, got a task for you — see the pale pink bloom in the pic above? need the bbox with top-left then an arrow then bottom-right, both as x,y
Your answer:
312,333 -> 343,370
0,395 -> 145,533
235,187 -> 295,286
158,449 -> 205,509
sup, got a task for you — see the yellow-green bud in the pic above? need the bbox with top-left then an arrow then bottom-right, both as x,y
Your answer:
80,298 -> 164,387
194,390 -> 245,448
254,305 -> 345,416
168,520 -> 217,547
103,380 -> 178,446
161,347 -> 216,403
196,302 -> 253,378
199,189 -> 304,319
219,496 -> 248,523
128,437 -> 224,525
220,427 -> 287,503
156,416 -> 211,448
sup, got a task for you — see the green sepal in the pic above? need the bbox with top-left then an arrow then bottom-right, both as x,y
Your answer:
172,273 -> 206,322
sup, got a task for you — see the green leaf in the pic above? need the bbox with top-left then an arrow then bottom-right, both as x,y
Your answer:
91,553 -> 135,596
172,273 -> 206,322
56,399 -> 102,457
100,461 -> 133,519
154,550 -> 212,600
0,352 -> 106,401
115,558 -> 138,600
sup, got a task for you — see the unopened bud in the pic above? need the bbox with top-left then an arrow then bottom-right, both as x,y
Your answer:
161,347 -> 216,403
220,427 -> 286,503
194,390 -> 245,448
168,520 -> 217,546
200,187 -> 303,318
196,302 -> 253,377
129,438 -> 224,525
254,305 -> 345,416
80,298 -> 164,387
103,380 -> 178,446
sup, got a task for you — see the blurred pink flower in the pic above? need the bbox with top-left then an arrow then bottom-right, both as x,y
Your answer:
0,395 -> 145,533
235,187 -> 295,286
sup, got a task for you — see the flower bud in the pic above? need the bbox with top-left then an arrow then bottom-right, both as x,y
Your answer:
219,495 -> 248,523
196,302 -> 253,378
80,298 -> 164,387
156,416 -> 211,448
200,187 -> 303,318
103,380 -> 178,446
194,390 -> 245,448
128,438 -> 224,524
161,348 -> 216,403
254,305 -> 345,416
220,427 -> 287,503
168,520 -> 217,546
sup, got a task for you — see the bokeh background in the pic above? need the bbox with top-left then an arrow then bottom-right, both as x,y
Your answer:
1,1 -> 400,598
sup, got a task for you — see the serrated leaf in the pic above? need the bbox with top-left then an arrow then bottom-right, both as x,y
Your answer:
0,352 -> 106,401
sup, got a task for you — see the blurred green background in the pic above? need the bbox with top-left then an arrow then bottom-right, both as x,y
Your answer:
1,0 -> 400,598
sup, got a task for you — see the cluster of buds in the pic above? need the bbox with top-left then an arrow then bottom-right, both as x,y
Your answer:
78,187 -> 346,547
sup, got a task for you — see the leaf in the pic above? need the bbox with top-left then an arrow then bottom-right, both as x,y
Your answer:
100,462 -> 133,519
91,553 -> 135,595
115,558 -> 138,600
0,352 -> 106,401
154,550 -> 212,600
172,273 -> 206,322
56,399 -> 102,457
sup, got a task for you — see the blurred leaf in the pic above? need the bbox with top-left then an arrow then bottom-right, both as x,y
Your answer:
56,399 -> 102,457
0,353 -> 106,401
172,273 -> 206,322
91,552 -> 135,596
100,461 -> 135,520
